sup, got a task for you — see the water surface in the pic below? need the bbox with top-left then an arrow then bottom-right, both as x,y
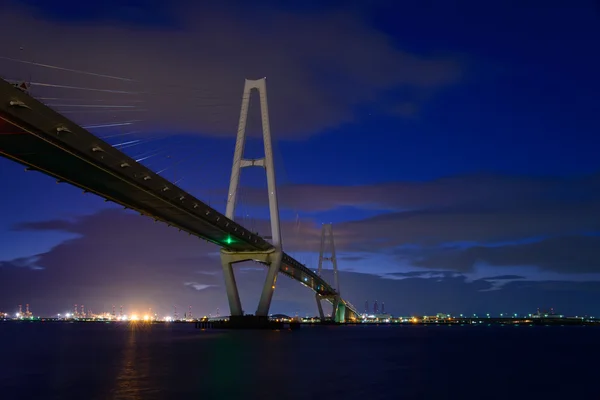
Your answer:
1,322 -> 597,399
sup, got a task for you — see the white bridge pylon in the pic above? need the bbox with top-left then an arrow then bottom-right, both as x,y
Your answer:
315,223 -> 344,322
220,78 -> 283,317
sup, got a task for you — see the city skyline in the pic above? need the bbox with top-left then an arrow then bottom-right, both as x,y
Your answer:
1,0 -> 600,317
1,301 -> 588,320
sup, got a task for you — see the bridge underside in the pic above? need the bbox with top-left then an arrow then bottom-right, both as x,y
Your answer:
0,117 -> 339,297
0,137 -> 267,253
0,79 -> 359,316
0,121 -> 244,247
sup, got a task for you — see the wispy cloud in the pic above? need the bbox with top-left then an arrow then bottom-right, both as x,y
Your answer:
184,282 -> 215,291
0,3 -> 460,139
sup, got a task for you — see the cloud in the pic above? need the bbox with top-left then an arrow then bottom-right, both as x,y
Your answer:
2,208 -> 335,315
337,201 -> 600,249
339,256 -> 367,262
228,173 -> 600,213
323,269 -> 600,316
294,173 -> 600,250
5,208 -> 600,316
15,171 -> 592,281
195,172 -> 600,276
19,172 -> 590,277
0,255 -> 43,270
189,174 -> 600,269
479,275 -> 526,281
385,270 -> 459,279
183,282 -> 214,291
221,196 -> 600,256
413,236 -> 600,274
472,274 -> 527,291
0,2 -> 460,139
2,209 -> 224,314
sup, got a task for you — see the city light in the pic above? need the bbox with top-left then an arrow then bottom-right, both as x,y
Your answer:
3,306 -> 600,327
25,310 -> 190,322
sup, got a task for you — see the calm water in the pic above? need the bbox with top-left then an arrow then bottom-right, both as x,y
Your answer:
0,322 -> 598,399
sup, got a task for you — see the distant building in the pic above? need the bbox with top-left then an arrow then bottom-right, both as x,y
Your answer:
363,313 -> 392,322
533,308 -> 563,319
422,313 -> 451,322
270,314 -> 292,321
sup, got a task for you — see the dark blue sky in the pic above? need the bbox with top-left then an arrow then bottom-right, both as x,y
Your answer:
1,0 -> 599,317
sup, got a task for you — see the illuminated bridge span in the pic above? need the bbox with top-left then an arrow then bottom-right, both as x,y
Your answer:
0,77 -> 358,322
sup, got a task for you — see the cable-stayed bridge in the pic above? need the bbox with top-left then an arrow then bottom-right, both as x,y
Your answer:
0,73 -> 358,322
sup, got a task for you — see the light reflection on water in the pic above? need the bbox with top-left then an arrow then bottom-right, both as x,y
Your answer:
0,322 -> 599,399
114,328 -> 142,399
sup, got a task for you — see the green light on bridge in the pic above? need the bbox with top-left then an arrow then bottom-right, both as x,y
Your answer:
224,235 -> 234,245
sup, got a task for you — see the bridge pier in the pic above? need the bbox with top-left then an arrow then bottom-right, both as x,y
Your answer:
315,293 -> 325,320
331,295 -> 341,322
316,293 -> 343,322
335,301 -> 346,323
220,249 -> 282,317
220,254 -> 243,317
256,250 -> 282,316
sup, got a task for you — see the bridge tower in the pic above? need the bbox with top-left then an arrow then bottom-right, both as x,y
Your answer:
220,78 -> 283,318
315,223 -> 345,322
317,223 -> 339,292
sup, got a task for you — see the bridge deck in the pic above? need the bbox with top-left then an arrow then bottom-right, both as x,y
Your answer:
0,80 -> 270,253
0,78 -> 353,302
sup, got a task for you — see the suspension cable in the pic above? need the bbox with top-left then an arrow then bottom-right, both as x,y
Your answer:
0,55 -> 137,82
